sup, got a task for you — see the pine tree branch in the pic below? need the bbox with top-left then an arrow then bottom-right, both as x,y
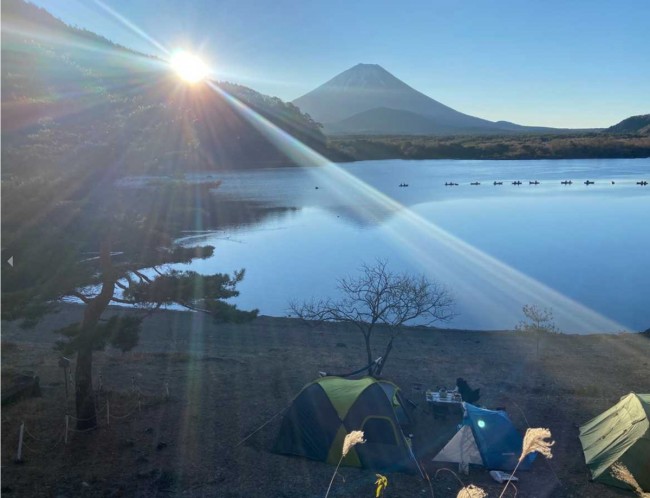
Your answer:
178,301 -> 212,314
137,302 -> 163,320
115,280 -> 129,291
110,296 -> 133,304
67,291 -> 93,304
133,270 -> 152,284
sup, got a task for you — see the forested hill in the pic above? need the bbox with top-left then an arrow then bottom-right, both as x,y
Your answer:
606,114 -> 650,135
1,0 -> 330,177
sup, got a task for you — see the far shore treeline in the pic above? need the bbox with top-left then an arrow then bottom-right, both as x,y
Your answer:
329,129 -> 650,162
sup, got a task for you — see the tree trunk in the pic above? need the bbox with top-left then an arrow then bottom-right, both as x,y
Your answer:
74,238 -> 114,430
375,337 -> 395,377
75,341 -> 96,430
364,333 -> 373,375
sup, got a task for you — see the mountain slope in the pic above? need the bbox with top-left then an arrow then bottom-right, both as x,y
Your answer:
1,0 -> 328,175
326,107 -> 443,135
606,114 -> 650,134
293,63 -> 496,132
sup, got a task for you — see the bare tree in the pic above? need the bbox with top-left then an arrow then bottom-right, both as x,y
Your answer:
515,304 -> 560,358
290,260 -> 456,375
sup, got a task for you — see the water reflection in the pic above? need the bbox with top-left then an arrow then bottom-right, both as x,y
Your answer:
174,159 -> 649,333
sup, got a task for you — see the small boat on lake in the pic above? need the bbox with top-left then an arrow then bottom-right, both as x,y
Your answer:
584,180 -> 595,185
561,180 -> 573,185
512,181 -> 522,185
493,181 -> 503,185
529,180 -> 540,185
470,182 -> 480,186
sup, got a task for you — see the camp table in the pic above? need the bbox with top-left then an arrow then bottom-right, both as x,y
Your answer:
425,390 -> 462,419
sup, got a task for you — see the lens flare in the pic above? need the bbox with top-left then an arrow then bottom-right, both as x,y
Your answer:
171,50 -> 209,83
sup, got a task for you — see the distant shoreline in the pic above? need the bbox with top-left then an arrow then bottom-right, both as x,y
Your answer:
2,303 -> 644,346
327,132 -> 650,162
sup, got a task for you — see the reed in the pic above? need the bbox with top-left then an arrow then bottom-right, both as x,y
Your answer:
324,430 -> 365,498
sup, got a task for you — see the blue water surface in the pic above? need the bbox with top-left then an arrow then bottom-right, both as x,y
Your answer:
175,158 -> 649,333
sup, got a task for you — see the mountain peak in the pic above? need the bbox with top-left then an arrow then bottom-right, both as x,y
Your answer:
352,63 -> 385,70
293,63 -> 493,130
322,63 -> 408,91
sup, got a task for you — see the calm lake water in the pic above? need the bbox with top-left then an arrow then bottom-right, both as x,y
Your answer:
173,158 -> 649,333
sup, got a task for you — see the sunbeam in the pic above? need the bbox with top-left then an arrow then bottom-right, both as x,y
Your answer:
206,81 -> 628,333
91,0 -> 170,56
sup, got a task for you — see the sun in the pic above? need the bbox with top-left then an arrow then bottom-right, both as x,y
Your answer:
170,50 -> 209,83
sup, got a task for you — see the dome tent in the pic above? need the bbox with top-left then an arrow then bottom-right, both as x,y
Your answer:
579,393 -> 650,492
273,376 -> 419,473
433,403 -> 536,472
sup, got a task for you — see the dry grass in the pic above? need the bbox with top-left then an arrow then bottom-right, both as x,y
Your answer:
325,430 -> 366,498
521,427 -> 554,461
457,484 -> 487,498
499,428 -> 554,498
610,462 -> 650,497
2,306 -> 649,497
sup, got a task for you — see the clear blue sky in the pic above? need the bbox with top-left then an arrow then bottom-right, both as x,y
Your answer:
30,0 -> 650,128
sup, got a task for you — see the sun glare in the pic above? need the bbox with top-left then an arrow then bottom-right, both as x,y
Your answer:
170,50 -> 209,83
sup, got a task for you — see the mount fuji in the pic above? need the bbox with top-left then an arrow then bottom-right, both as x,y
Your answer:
293,64 -> 564,135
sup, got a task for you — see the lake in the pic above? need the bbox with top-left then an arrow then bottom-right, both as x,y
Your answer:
173,158 -> 649,333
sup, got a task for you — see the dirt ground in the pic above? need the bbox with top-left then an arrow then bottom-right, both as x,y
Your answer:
2,304 -> 648,497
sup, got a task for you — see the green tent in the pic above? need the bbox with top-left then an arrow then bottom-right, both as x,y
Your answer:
579,393 -> 650,492
274,376 -> 420,473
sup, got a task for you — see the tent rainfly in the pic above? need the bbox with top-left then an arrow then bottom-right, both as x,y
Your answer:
579,393 -> 650,492
274,376 -> 419,473
433,403 -> 535,473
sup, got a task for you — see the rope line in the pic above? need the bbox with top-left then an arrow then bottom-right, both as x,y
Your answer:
21,429 -> 65,453
68,425 -> 98,433
235,405 -> 288,448
108,404 -> 139,420
65,413 -> 97,422
24,425 -> 55,442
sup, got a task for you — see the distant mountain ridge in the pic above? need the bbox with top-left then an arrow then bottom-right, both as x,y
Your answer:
606,114 -> 650,134
293,63 -> 581,136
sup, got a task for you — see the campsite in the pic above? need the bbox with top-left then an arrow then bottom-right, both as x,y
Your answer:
2,304 -> 649,497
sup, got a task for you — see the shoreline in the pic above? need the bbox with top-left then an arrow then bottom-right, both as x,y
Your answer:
3,302 -> 642,346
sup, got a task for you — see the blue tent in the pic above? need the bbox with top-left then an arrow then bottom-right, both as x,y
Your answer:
433,403 -> 536,472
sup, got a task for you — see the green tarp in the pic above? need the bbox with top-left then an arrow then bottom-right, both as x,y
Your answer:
579,393 -> 650,492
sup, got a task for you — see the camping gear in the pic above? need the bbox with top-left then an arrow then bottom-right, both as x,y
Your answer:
579,393 -> 650,492
433,403 -> 535,473
274,376 -> 419,473
456,378 -> 481,404
425,389 -> 462,419
489,470 -> 518,483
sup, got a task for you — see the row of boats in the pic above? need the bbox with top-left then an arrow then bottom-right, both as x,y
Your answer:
440,180 -> 649,187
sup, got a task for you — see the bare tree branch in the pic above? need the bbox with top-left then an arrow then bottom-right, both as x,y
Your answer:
290,259 -> 456,375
